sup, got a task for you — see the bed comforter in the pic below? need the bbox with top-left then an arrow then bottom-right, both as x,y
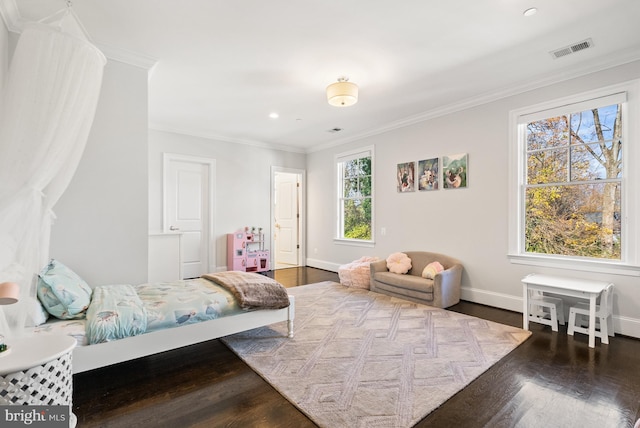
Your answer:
85,278 -> 242,344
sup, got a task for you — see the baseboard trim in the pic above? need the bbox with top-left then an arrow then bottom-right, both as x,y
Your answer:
461,286 -> 523,312
611,315 -> 640,340
301,261 -> 640,339
306,258 -> 340,272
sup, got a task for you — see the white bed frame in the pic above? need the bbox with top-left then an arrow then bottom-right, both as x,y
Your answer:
72,295 -> 295,374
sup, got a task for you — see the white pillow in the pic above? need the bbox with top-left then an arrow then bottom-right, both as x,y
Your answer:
386,252 -> 412,274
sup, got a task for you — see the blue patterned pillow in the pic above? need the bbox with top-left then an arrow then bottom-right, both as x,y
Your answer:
37,259 -> 93,319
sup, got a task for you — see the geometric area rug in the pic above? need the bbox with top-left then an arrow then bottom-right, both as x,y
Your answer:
223,282 -> 531,428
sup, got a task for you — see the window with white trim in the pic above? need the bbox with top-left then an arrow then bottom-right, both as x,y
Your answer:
508,81 -> 640,274
336,147 -> 373,243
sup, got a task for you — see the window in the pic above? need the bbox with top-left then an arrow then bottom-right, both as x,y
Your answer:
509,82 -> 640,274
526,101 -> 622,259
336,147 -> 373,243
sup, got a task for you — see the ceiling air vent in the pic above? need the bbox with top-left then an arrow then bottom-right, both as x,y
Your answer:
550,38 -> 593,59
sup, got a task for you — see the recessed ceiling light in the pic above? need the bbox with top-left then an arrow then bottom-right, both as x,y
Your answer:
523,7 -> 538,17
269,112 -> 279,119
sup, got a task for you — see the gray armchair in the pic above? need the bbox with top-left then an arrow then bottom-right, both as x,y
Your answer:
369,251 -> 463,308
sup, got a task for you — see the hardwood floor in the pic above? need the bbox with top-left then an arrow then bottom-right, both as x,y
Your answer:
73,267 -> 640,427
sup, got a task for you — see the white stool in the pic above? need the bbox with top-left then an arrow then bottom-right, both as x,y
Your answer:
528,292 -> 565,332
568,283 -> 614,345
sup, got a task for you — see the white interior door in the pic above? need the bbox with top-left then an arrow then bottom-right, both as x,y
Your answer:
274,171 -> 301,268
165,155 -> 214,279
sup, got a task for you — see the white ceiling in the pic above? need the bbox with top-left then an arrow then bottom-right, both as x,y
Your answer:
6,0 -> 640,152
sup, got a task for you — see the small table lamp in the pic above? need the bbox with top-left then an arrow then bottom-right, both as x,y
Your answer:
0,281 -> 20,353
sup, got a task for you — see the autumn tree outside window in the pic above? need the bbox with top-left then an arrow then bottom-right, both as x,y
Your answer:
525,101 -> 622,259
509,82 -> 640,274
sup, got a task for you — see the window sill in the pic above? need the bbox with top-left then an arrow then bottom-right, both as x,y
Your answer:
508,254 -> 640,277
334,238 -> 375,248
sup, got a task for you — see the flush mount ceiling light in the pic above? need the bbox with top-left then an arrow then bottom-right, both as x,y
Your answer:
326,77 -> 358,107
523,7 -> 538,16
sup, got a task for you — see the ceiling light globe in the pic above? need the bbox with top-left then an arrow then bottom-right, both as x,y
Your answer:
327,78 -> 358,107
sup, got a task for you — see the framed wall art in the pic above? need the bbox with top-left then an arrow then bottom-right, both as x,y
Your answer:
396,161 -> 415,192
418,157 -> 439,191
442,153 -> 468,189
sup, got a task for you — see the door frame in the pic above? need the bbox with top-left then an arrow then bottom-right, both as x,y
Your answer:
270,166 -> 305,269
163,153 -> 216,275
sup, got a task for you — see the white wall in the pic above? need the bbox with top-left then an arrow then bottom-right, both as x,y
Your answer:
148,129 -> 306,270
49,59 -> 149,286
306,60 -> 640,338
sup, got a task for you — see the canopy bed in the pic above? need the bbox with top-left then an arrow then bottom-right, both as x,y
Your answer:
31,263 -> 294,374
0,7 -> 296,375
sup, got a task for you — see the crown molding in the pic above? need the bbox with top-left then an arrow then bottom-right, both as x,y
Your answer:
308,46 -> 640,153
5,0 -> 638,154
148,123 -> 307,154
154,44 -> 640,155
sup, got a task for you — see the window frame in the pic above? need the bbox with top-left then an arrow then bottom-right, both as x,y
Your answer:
508,81 -> 640,276
334,146 -> 375,247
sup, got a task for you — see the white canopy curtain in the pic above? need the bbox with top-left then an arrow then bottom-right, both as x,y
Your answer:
0,9 -> 105,338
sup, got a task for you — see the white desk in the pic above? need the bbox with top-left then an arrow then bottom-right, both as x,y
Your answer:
521,274 -> 612,348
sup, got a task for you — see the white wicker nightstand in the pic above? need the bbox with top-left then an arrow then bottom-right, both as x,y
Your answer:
0,334 -> 76,426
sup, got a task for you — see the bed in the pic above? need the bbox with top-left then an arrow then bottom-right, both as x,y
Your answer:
31,261 -> 295,374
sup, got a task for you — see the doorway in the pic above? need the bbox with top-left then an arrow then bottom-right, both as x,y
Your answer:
271,167 -> 305,270
163,153 -> 215,279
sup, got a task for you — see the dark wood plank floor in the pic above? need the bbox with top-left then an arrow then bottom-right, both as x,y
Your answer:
73,267 -> 640,427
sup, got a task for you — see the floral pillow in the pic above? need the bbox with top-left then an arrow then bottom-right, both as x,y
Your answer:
386,252 -> 412,274
37,259 -> 92,319
422,261 -> 444,279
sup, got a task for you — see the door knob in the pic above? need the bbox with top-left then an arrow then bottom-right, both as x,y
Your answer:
169,225 -> 180,231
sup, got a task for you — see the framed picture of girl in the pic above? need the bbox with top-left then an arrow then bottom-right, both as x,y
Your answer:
443,153 -> 468,189
418,157 -> 439,191
396,161 -> 415,192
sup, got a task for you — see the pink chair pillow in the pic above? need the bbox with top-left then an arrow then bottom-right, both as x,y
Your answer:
386,252 -> 412,274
